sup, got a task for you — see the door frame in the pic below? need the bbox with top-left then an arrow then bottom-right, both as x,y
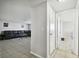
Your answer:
47,3 -> 56,57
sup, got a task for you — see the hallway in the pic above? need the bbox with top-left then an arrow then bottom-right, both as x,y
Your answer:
51,49 -> 78,58
47,0 -> 79,57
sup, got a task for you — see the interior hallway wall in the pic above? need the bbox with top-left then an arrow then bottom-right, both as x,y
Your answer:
31,1 -> 47,58
76,2 -> 79,56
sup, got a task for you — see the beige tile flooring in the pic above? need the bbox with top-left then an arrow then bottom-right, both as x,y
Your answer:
51,49 -> 78,58
0,37 -> 37,58
0,37 -> 78,58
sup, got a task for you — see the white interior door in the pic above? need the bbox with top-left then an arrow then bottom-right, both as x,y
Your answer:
49,22 -> 55,55
49,6 -> 56,55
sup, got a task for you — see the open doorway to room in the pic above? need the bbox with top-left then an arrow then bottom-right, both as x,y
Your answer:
47,0 -> 78,58
0,0 -> 36,58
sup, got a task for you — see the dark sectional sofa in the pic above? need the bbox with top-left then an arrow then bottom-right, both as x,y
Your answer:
0,30 -> 31,40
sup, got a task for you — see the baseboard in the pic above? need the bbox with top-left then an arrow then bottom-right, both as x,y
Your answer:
30,51 -> 43,58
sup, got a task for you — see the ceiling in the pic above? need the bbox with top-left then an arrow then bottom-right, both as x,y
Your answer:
0,0 -> 78,22
48,0 -> 77,12
0,0 -> 31,22
28,0 -> 46,6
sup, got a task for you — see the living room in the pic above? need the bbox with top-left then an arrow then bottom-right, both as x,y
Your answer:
0,0 -> 33,58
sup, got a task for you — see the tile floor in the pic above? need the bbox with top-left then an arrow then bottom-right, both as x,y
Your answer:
0,37 -> 37,58
51,49 -> 78,58
0,37 -> 78,58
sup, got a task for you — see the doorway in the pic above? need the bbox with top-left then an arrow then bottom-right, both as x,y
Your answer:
53,9 -> 78,57
48,8 -> 78,57
57,16 -> 74,53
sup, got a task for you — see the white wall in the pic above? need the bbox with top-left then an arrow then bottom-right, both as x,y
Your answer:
0,20 -> 28,31
31,1 -> 47,58
57,9 -> 78,55
0,0 -> 31,31
76,2 -> 79,56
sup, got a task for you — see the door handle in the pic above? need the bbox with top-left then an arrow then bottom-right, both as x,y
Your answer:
61,38 -> 64,41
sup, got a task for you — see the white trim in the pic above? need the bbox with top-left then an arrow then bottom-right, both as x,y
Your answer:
30,51 -> 43,58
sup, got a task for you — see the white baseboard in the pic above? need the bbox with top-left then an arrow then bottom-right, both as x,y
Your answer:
30,51 -> 43,58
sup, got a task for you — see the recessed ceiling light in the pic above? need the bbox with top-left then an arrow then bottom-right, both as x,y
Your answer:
57,0 -> 65,2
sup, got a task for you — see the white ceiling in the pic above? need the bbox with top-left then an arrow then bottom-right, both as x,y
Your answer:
0,0 -> 78,22
0,0 -> 31,22
28,0 -> 46,6
48,0 -> 77,12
